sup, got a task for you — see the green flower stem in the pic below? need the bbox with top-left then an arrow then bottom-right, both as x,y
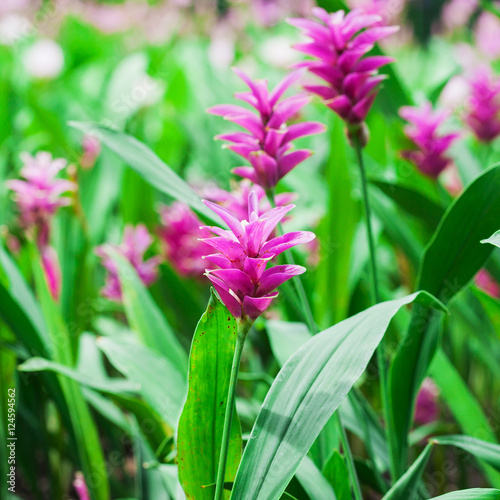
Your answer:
352,139 -> 397,482
214,319 -> 253,500
335,412 -> 363,500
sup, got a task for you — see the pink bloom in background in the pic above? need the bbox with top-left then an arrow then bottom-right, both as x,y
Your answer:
464,68 -> 500,143
208,69 -> 325,190
441,0 -> 478,31
288,8 -> 398,128
475,269 -> 500,298
80,134 -> 101,169
414,378 -> 439,425
6,152 -> 76,300
475,11 -> 500,60
6,152 -> 76,234
203,180 -> 296,222
73,472 -> 90,500
96,225 -> 161,301
202,191 -> 315,319
158,202 -> 214,278
400,103 -> 459,178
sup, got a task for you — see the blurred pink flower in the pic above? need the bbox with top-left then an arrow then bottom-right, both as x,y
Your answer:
73,472 -> 90,500
6,152 -> 76,235
475,11 -> 500,60
80,135 -> 101,169
414,378 -> 439,425
464,67 -> 500,143
96,225 -> 161,302
475,269 -> 500,298
400,103 -> 459,178
288,7 -> 398,135
441,0 -> 478,31
202,191 -> 315,319
208,68 -> 325,190
6,152 -> 75,301
158,202 -> 214,278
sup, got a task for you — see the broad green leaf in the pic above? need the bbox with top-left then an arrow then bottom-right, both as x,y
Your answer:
429,489 -> 500,499
295,455 -> 336,500
382,443 -> 433,500
18,357 -> 139,394
389,164 -> 500,477
431,435 -> 500,472
482,230 -> 500,249
430,350 -> 500,485
68,121 -> 219,223
322,451 -> 351,500
0,244 -> 50,356
113,252 -> 188,375
98,336 -> 187,428
231,292 -> 444,500
316,115 -> 360,326
30,245 -> 110,500
177,291 -> 242,500
266,320 -> 311,368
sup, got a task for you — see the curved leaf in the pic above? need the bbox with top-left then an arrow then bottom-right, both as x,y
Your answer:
231,292 -> 444,500
68,121 -> 218,223
389,164 -> 500,476
177,291 -> 242,499
429,489 -> 500,499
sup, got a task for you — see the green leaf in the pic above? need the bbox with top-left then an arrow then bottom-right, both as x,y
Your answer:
266,320 -> 311,368
68,121 -> 219,223
230,292 -> 444,500
113,251 -> 188,375
389,164 -> 500,476
30,245 -> 110,500
371,180 -> 446,231
429,489 -> 500,499
430,350 -> 500,485
431,435 -> 500,472
177,291 -> 242,500
0,244 -> 50,356
295,456 -> 336,500
18,357 -> 139,394
382,443 -> 433,500
316,115 -> 360,326
322,450 -> 351,500
481,230 -> 500,249
98,336 -> 187,428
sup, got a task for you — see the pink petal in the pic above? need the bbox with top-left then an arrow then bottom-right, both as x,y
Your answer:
278,149 -> 313,177
257,264 -> 306,296
261,231 -> 316,257
242,292 -> 278,319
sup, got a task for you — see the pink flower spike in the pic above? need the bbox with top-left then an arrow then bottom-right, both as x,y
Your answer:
399,102 -> 460,179
208,69 -> 325,190
40,245 -> 62,300
96,224 -> 161,302
464,67 -> 500,143
414,378 -> 439,425
203,190 -> 315,320
73,472 -> 90,500
288,8 -> 398,127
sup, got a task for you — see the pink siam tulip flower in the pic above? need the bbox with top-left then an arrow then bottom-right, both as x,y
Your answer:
73,472 -> 90,500
414,378 -> 439,425
208,69 -> 325,190
288,7 -> 398,140
6,152 -> 76,236
464,68 -> 500,143
96,225 -> 161,302
158,202 -> 214,278
475,11 -> 500,60
399,103 -> 460,178
475,269 -> 500,298
6,152 -> 76,300
202,191 -> 315,319
80,134 -> 101,169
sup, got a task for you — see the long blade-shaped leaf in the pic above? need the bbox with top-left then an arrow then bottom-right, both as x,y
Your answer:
231,292 -> 443,499
68,121 -> 218,223
177,291 -> 242,499
429,489 -> 500,499
389,164 -> 500,476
